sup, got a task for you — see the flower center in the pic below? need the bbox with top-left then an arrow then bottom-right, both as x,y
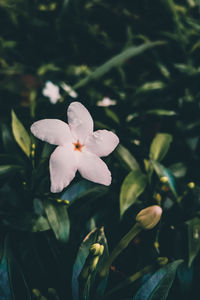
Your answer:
73,141 -> 83,152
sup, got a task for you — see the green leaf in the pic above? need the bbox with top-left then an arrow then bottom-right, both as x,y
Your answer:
115,144 -> 141,172
0,212 -> 50,232
0,165 -> 22,179
186,217 -> 200,267
73,41 -> 165,89
133,260 -> 183,300
0,234 -> 32,300
151,160 -> 177,198
145,109 -> 176,116
137,81 -> 166,93
104,107 -> 120,124
44,201 -> 70,243
149,133 -> 173,162
120,170 -> 147,218
169,162 -> 187,178
11,110 -> 31,157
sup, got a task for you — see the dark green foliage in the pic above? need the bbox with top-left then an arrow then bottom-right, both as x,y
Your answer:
1,0 -> 200,299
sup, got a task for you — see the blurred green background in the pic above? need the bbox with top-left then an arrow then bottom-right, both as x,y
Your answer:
1,0 -> 200,299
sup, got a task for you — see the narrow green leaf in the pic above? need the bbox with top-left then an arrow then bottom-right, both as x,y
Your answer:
145,109 -> 176,116
44,201 -> 70,243
149,133 -> 173,162
104,108 -> 120,124
0,165 -> 22,179
186,217 -> 200,267
3,234 -> 32,300
115,145 -> 141,172
73,41 -> 165,89
133,260 -> 183,300
120,170 -> 147,218
11,110 -> 31,157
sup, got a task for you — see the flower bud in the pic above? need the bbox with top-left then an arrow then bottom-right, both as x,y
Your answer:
157,257 -> 168,267
90,243 -> 101,256
89,256 -> 100,272
136,205 -> 162,230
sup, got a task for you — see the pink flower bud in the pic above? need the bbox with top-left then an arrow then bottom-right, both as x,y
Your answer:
136,205 -> 162,230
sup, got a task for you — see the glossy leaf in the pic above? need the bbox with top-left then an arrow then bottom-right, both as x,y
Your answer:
74,41 -> 165,89
0,242 -> 12,300
151,160 -> 177,198
149,133 -> 173,162
115,144 -> 141,172
11,110 -> 31,157
186,217 -> 200,267
133,260 -> 183,300
61,179 -> 97,203
0,234 -> 31,300
120,170 -> 147,218
44,201 -> 70,243
72,227 -> 109,300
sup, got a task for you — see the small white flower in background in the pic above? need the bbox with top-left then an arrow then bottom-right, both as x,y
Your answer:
42,81 -> 61,104
31,102 -> 119,193
97,97 -> 116,107
60,82 -> 78,98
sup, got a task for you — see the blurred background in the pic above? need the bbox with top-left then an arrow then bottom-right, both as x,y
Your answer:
1,0 -> 200,299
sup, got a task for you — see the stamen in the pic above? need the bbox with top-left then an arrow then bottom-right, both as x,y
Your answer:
73,141 -> 83,152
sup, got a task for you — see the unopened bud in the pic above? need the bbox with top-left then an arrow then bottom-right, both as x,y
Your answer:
99,245 -> 104,256
160,176 -> 168,183
136,205 -> 162,230
90,243 -> 101,256
157,257 -> 168,267
188,182 -> 195,189
89,256 -> 100,272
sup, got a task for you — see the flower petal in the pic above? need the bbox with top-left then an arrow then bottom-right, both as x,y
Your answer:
50,144 -> 77,193
67,102 -> 93,143
31,119 -> 72,145
78,151 -> 111,186
85,130 -> 119,157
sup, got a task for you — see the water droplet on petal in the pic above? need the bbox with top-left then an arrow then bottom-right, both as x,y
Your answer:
71,118 -> 82,127
93,132 -> 103,143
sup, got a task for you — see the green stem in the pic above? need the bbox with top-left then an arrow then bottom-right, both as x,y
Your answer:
98,223 -> 141,278
100,264 -> 155,300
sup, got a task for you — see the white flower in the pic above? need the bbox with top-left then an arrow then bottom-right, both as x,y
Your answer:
31,102 -> 119,193
97,97 -> 116,107
42,81 -> 61,104
61,82 -> 78,98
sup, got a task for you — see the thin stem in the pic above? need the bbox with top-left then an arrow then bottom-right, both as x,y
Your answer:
98,223 -> 141,278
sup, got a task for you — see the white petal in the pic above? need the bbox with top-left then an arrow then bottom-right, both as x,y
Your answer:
50,144 -> 77,193
78,151 -> 111,186
85,130 -> 119,157
67,102 -> 93,143
31,119 -> 72,145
